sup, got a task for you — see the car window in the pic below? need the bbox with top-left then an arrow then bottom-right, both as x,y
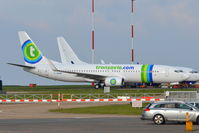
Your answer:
195,103 -> 199,109
154,104 -> 166,108
164,103 -> 176,108
154,103 -> 176,108
186,103 -> 199,110
176,103 -> 191,110
145,103 -> 152,108
154,104 -> 167,108
154,104 -> 159,108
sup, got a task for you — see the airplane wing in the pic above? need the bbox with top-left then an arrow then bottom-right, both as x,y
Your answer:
7,63 -> 35,69
56,69 -> 106,81
46,58 -> 107,81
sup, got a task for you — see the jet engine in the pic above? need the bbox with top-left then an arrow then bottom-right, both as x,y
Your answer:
105,77 -> 124,86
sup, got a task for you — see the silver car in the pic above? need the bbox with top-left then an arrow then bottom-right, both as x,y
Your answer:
141,101 -> 199,125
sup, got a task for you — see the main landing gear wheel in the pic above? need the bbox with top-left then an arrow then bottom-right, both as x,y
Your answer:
95,84 -> 100,89
95,83 -> 105,89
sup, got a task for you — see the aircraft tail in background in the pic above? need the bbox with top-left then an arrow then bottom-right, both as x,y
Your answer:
57,37 -> 87,65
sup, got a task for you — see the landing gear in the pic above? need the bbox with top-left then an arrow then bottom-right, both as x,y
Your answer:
95,84 -> 100,89
94,83 -> 105,89
94,83 -> 110,93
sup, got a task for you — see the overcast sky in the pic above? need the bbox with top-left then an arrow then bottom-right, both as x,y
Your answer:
0,0 -> 199,85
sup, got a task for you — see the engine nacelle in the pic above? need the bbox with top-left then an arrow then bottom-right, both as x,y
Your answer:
105,77 -> 124,86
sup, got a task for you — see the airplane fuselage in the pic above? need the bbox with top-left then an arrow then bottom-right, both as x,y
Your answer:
24,63 -> 188,84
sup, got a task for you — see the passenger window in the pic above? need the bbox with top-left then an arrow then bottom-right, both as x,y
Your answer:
164,103 -> 176,108
174,70 -> 179,73
176,103 -> 191,110
154,104 -> 165,108
154,104 -> 161,108
195,103 -> 199,109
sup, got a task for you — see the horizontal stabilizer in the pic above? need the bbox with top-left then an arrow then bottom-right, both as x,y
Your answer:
7,63 -> 35,69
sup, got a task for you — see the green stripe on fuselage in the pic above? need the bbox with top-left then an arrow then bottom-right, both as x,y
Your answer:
141,64 -> 148,83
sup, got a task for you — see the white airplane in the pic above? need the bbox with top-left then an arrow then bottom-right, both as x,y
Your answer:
9,31 -> 190,89
57,37 -> 199,85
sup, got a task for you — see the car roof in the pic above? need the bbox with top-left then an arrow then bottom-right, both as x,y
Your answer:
187,102 -> 199,103
153,101 -> 185,104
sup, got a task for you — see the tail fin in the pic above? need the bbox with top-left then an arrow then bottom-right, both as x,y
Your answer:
18,31 -> 46,66
57,37 -> 87,64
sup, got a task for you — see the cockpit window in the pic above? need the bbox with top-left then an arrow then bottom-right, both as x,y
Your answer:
190,70 -> 199,73
174,70 -> 178,73
174,70 -> 184,73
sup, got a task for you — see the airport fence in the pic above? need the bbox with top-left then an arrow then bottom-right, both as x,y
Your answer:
62,93 -> 165,99
0,94 -> 53,100
0,93 -> 165,103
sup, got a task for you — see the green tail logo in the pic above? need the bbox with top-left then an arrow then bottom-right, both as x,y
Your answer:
22,40 -> 42,64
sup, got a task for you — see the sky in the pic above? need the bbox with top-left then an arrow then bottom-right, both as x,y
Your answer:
0,0 -> 199,85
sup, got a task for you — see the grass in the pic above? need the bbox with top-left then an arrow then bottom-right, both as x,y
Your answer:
3,85 -> 199,94
3,85 -> 93,91
49,104 -> 147,115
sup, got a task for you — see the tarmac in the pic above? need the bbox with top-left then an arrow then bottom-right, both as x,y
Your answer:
0,117 -> 199,133
0,103 -> 199,133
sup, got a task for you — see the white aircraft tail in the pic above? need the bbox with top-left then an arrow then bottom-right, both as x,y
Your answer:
18,31 -> 48,66
57,37 -> 87,64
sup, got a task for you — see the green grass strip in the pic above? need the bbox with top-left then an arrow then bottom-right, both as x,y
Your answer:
49,104 -> 146,115
3,85 -> 199,94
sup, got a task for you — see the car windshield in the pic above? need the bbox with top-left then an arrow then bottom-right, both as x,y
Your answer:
174,70 -> 184,73
186,103 -> 199,111
195,103 -> 199,109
